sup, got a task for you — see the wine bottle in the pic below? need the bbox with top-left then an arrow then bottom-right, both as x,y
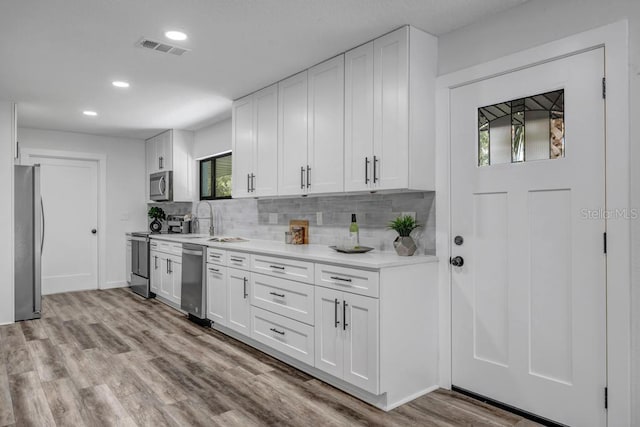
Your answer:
349,213 -> 360,247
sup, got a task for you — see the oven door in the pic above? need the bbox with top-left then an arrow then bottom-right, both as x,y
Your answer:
150,171 -> 172,201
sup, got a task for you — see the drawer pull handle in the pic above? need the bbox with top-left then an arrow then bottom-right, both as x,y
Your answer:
330,276 -> 352,283
208,268 -> 220,273
269,292 -> 285,298
269,265 -> 285,270
343,301 -> 349,330
270,327 -> 285,336
230,258 -> 244,263
209,254 -> 221,259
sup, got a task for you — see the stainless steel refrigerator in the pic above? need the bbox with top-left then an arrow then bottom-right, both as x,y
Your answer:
14,164 -> 43,321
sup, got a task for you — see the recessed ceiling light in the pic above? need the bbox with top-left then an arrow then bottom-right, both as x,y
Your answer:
83,110 -> 98,116
165,30 -> 187,41
112,81 -> 130,88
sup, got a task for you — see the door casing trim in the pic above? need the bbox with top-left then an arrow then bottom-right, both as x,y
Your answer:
436,20 -> 630,426
19,148 -> 108,292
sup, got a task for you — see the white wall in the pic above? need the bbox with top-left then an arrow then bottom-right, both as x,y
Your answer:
438,0 -> 640,423
191,118 -> 232,233
193,117 -> 232,161
18,127 -> 147,288
0,102 -> 15,324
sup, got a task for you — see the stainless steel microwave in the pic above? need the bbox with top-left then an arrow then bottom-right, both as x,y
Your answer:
150,171 -> 172,201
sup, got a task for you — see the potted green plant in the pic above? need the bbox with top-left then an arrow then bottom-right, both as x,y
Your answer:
148,206 -> 166,233
388,215 -> 421,256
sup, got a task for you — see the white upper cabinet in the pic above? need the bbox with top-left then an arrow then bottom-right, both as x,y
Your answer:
253,85 -> 279,196
346,26 -> 437,192
145,129 -> 194,201
344,42 -> 375,192
232,84 -> 279,199
278,71 -> 308,196
232,25 -> 436,197
147,130 -> 172,174
307,55 -> 345,194
231,96 -> 254,198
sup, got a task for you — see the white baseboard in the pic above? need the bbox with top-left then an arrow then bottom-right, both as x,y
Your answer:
101,280 -> 128,290
385,385 -> 440,410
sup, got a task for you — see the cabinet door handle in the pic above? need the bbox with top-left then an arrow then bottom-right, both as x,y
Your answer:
373,155 -> 378,183
343,300 -> 349,330
334,298 -> 340,328
269,265 -> 285,271
154,256 -> 158,269
243,277 -> 248,299
365,157 -> 370,184
330,276 -> 352,283
166,259 -> 169,274
168,259 -> 172,274
159,156 -> 164,170
306,165 -> 311,188
269,291 -> 285,298
247,173 -> 251,193
270,327 -> 285,335
251,173 -> 255,192
300,166 -> 305,189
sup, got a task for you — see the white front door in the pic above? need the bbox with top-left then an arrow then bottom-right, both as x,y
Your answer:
450,48 -> 606,426
23,156 -> 99,294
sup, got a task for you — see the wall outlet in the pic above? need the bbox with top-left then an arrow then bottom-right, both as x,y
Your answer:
401,212 -> 416,220
316,212 -> 323,225
269,213 -> 278,224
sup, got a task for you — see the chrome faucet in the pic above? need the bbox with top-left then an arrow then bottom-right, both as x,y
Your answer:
195,201 -> 215,236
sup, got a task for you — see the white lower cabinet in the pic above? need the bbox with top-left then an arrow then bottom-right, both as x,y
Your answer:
150,245 -> 182,306
206,264 -> 227,326
315,286 -> 379,394
150,250 -> 161,294
227,267 -> 251,336
251,306 -> 315,365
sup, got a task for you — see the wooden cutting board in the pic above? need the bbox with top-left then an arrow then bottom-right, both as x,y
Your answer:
289,219 -> 309,244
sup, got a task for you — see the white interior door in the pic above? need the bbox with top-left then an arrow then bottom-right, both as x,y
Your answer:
450,48 -> 606,426
23,156 -> 98,295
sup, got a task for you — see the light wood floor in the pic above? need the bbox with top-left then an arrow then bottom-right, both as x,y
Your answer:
0,288 -> 540,426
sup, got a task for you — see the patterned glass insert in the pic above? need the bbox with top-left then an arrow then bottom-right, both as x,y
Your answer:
478,89 -> 564,166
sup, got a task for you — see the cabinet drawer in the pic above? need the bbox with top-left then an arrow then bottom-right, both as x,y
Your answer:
251,254 -> 314,284
251,273 -> 314,325
315,264 -> 379,298
153,240 -> 182,255
228,251 -> 250,269
251,306 -> 314,365
206,248 -> 227,266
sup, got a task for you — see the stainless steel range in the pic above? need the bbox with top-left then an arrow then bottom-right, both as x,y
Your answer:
130,231 -> 153,298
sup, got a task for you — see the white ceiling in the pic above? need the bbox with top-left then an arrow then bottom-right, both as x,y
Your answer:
0,0 -> 528,140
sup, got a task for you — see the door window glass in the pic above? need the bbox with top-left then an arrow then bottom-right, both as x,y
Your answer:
478,89 -> 564,166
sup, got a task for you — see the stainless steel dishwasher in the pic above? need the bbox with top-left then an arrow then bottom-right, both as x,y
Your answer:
181,243 -> 210,326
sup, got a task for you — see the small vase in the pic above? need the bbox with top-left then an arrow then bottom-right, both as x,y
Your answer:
149,219 -> 162,233
393,236 -> 417,256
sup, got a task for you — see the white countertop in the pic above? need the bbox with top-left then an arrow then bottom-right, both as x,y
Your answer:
148,234 -> 438,269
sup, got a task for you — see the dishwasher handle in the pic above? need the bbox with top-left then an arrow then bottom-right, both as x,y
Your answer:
183,248 -> 203,256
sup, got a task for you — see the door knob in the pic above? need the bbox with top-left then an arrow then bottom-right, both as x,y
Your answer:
91,229 -> 97,234
450,256 -> 464,267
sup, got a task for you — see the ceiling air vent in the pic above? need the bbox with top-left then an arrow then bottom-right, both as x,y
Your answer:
137,38 -> 190,56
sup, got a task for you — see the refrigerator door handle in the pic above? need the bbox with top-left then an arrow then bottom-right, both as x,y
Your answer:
34,165 -> 42,314
40,197 -> 45,253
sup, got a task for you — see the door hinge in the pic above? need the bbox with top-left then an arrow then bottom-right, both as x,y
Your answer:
604,387 -> 608,409
602,77 -> 606,99
603,232 -> 607,254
